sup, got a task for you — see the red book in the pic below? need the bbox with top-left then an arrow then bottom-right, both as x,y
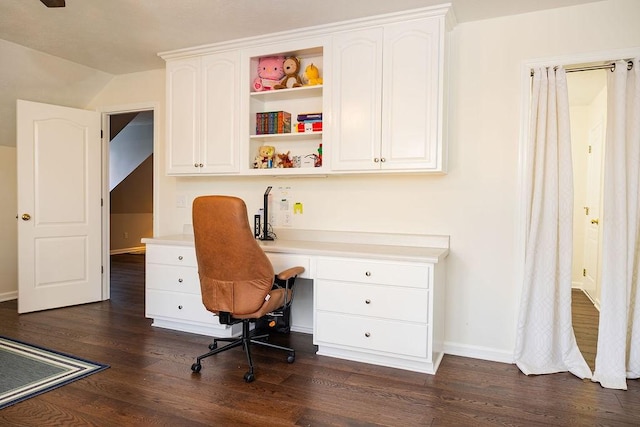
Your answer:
297,121 -> 322,133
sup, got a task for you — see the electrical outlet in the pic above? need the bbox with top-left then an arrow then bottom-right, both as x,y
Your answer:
282,211 -> 292,227
176,195 -> 187,208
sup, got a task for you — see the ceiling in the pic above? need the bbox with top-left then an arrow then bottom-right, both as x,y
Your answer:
0,0 -> 603,75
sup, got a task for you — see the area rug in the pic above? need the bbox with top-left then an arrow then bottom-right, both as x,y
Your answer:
0,336 -> 109,409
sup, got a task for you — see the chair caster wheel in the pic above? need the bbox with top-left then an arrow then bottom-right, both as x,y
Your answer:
287,353 -> 295,363
208,342 -> 217,350
244,372 -> 255,383
191,363 -> 201,373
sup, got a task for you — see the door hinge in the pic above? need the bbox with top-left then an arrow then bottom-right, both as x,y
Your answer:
101,129 -> 104,139
101,198 -> 103,207
583,268 -> 586,277
101,265 -> 104,274
588,145 -> 592,154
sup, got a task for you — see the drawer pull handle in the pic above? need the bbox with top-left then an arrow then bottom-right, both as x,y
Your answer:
365,271 -> 371,277
178,305 -> 183,310
178,278 -> 183,283
364,332 -> 371,338
178,256 -> 183,261
365,299 -> 371,304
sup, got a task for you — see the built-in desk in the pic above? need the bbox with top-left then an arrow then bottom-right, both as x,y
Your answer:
142,229 -> 449,374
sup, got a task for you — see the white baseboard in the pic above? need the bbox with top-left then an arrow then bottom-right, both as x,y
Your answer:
443,341 -> 514,364
0,291 -> 18,302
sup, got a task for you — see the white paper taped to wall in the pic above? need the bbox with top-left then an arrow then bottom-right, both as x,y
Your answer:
277,186 -> 293,227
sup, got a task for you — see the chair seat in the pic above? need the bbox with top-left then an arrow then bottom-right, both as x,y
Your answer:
233,288 -> 292,319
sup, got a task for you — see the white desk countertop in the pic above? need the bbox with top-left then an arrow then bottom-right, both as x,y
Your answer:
142,231 -> 449,264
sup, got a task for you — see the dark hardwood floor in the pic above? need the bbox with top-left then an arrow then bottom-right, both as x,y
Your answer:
1,254 -> 638,426
572,288 -> 600,371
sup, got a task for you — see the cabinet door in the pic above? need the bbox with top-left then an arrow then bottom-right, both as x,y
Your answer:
200,52 -> 240,174
382,17 -> 441,170
166,57 -> 200,174
331,27 -> 383,171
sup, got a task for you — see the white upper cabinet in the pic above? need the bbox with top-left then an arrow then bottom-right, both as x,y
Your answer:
166,57 -> 198,174
331,27 -> 383,171
166,51 -> 240,175
331,16 -> 446,172
161,5 -> 452,177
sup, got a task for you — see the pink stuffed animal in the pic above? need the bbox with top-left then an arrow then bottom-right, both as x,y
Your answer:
253,56 -> 285,92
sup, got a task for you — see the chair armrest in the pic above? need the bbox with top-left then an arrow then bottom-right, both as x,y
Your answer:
276,266 -> 305,281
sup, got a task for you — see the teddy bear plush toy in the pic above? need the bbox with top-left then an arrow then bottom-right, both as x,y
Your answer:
253,56 -> 285,92
274,57 -> 303,90
254,145 -> 276,168
304,63 -> 323,86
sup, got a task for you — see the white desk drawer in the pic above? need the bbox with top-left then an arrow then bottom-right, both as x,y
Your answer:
146,244 -> 197,267
146,264 -> 200,294
315,311 -> 428,358
316,257 -> 430,288
315,280 -> 428,323
266,253 -> 311,279
146,290 -> 221,325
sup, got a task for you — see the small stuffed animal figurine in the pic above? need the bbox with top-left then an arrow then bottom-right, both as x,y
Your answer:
276,151 -> 294,168
304,63 -> 323,86
274,57 -> 303,89
253,56 -> 285,91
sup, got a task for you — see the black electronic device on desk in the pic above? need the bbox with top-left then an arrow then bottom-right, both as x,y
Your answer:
259,186 -> 273,241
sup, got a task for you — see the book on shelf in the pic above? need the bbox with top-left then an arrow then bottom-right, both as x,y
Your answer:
296,121 -> 322,133
297,112 -> 322,122
255,111 -> 291,135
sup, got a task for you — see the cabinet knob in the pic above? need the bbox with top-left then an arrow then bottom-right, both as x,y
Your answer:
364,332 -> 371,338
365,271 -> 371,277
178,256 -> 183,261
178,278 -> 183,283
365,299 -> 371,304
374,158 -> 380,163
198,163 -> 204,168
194,163 -> 199,168
178,305 -> 183,310
380,158 -> 386,162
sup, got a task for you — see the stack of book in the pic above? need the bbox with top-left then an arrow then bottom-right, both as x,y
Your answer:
296,112 -> 322,133
256,111 -> 291,135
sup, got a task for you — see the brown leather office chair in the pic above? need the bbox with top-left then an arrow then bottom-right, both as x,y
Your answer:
190,195 -> 304,382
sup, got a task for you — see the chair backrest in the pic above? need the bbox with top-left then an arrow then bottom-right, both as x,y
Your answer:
192,195 -> 274,316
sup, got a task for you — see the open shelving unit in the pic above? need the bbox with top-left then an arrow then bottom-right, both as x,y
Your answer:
245,45 -> 326,175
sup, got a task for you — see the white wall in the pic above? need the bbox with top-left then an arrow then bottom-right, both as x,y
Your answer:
0,40 -> 113,299
0,38 -> 113,148
0,146 -> 17,301
86,0 -> 640,362
86,69 -> 171,239
443,0 -> 639,359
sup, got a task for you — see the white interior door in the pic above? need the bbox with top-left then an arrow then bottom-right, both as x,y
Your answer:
17,100 -> 103,313
582,117 -> 605,305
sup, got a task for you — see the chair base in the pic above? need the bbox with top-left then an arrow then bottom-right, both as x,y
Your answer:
190,319 -> 295,382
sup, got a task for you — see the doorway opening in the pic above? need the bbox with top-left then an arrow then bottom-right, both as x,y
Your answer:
101,104 -> 157,301
108,110 -> 154,255
567,69 -> 606,370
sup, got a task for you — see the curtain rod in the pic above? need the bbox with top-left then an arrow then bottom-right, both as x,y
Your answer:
530,60 -> 633,77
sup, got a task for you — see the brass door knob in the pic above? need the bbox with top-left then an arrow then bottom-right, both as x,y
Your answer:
21,213 -> 31,221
